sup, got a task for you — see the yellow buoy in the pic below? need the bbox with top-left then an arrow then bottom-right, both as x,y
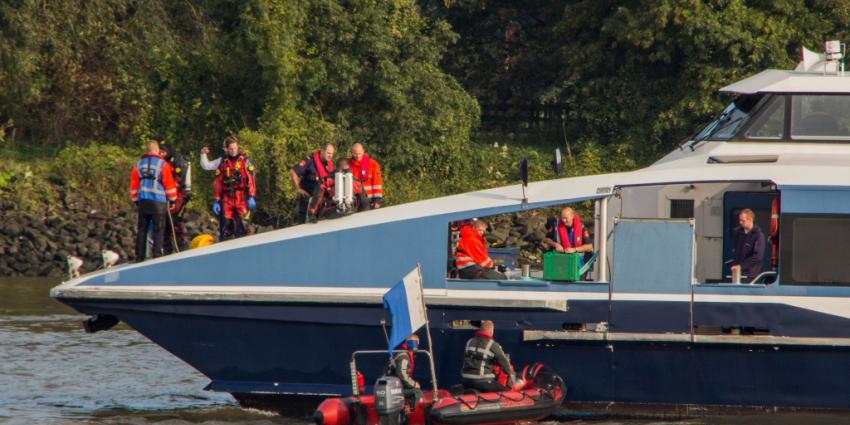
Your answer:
191,234 -> 215,249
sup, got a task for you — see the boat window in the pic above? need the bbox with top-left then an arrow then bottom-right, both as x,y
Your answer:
670,199 -> 695,219
780,214 -> 850,285
744,96 -> 785,140
695,94 -> 767,141
447,204 -> 597,283
791,95 -> 850,140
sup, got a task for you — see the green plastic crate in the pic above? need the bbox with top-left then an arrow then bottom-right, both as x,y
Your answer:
543,251 -> 582,281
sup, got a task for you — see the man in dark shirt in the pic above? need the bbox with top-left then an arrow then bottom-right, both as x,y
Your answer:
731,208 -> 766,283
290,143 -> 335,223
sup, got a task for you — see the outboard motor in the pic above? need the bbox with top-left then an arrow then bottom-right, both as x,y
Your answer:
374,375 -> 405,425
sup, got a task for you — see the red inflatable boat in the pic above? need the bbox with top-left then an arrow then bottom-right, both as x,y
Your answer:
314,364 -> 566,425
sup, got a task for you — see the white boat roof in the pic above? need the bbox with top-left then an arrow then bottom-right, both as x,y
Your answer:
54,141 -> 850,290
125,142 -> 850,263
720,69 -> 850,94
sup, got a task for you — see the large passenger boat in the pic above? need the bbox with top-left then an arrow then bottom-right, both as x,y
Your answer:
53,43 -> 850,410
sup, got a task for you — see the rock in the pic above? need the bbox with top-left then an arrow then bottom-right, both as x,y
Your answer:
10,261 -> 28,273
527,231 -> 545,242
86,241 -> 101,255
54,250 -> 70,262
39,263 -> 55,276
63,222 -> 79,234
44,216 -> 62,229
3,222 -> 22,237
47,267 -> 64,278
21,228 -> 40,242
489,229 -> 509,244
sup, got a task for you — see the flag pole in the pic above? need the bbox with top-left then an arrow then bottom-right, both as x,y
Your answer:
416,262 -> 439,401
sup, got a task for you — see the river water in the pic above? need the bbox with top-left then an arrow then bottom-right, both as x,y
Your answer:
2,277 -> 849,424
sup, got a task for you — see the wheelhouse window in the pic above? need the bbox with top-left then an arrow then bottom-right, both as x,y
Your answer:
695,94 -> 768,141
744,95 -> 785,140
791,95 -> 850,140
780,214 -> 850,285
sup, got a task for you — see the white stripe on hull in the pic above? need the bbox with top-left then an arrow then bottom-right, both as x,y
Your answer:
51,284 -> 850,319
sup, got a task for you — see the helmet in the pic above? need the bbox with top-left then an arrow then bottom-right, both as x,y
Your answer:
191,234 -> 215,249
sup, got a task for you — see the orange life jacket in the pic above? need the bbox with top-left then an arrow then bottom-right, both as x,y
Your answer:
455,225 -> 494,269
350,154 -> 383,200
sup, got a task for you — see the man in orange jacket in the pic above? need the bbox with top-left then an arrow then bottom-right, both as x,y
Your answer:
130,140 -> 178,261
455,220 -> 506,280
349,143 -> 383,208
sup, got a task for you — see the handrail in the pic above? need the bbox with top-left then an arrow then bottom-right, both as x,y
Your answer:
350,349 -> 439,400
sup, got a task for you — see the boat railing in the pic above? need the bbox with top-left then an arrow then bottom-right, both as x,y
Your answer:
350,349 -> 439,399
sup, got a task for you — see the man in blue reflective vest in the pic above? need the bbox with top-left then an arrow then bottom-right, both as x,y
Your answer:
130,140 -> 177,261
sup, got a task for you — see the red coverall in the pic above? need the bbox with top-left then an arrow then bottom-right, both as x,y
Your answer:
214,153 -> 256,237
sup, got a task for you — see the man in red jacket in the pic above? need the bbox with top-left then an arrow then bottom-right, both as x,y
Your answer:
213,136 -> 257,240
455,220 -> 506,280
349,143 -> 383,208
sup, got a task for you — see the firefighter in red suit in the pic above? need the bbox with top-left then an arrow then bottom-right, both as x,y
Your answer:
159,143 -> 192,253
455,220 -> 506,280
213,136 -> 256,240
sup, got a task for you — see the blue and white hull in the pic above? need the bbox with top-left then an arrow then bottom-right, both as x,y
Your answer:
57,293 -> 850,409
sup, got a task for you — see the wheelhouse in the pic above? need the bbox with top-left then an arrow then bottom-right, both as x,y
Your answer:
693,68 -> 850,144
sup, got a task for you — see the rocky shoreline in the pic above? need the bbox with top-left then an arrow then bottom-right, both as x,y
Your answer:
484,209 -> 554,267
0,184 -> 286,278
0,206 -> 227,278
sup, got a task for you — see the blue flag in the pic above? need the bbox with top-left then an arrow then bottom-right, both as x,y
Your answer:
383,267 -> 427,352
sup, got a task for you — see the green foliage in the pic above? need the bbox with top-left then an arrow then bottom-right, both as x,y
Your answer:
0,163 -> 32,193
429,0 -> 850,166
3,0 -> 850,224
53,144 -> 138,211
1,0 -> 486,224
0,149 -> 61,212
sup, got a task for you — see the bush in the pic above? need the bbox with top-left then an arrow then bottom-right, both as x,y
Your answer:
53,144 -> 139,211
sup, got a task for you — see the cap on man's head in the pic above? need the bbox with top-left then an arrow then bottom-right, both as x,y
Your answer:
480,320 -> 495,332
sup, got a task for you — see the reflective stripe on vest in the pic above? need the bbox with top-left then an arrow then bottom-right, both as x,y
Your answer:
136,156 -> 168,203
456,254 -> 475,269
463,338 -> 496,379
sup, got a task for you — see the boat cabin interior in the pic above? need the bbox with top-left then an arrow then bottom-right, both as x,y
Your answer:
447,174 -> 850,291
446,180 -> 782,287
